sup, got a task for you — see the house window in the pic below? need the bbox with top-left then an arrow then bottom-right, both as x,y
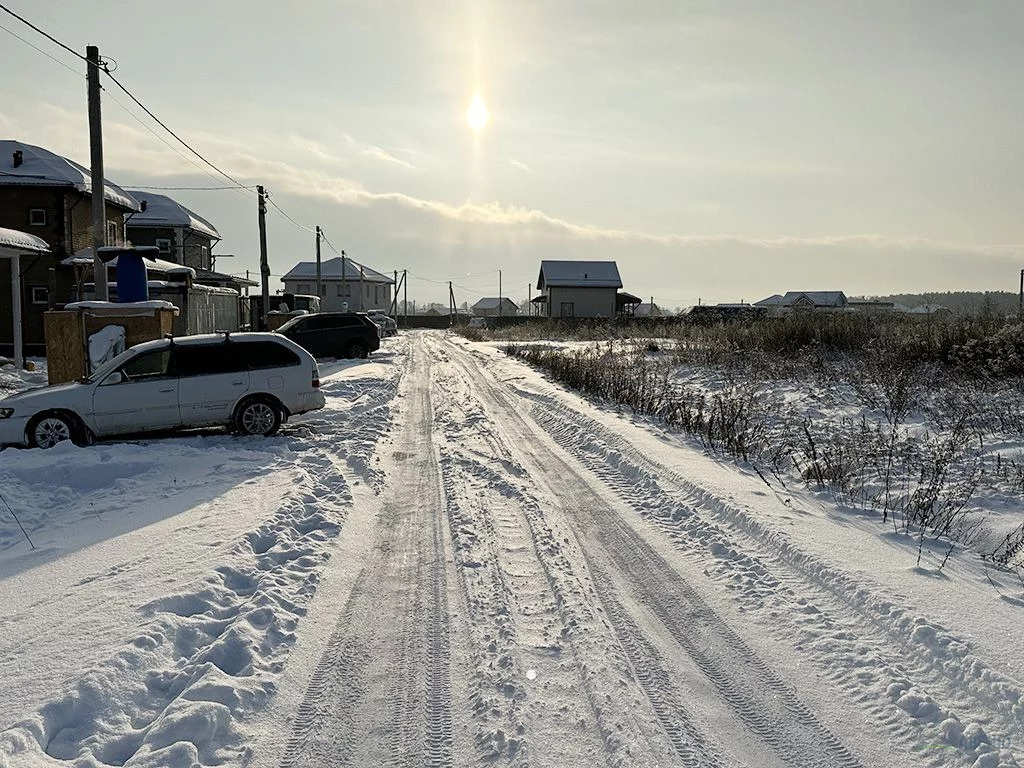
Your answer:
106,221 -> 119,246
28,208 -> 47,226
155,238 -> 172,255
375,286 -> 380,304
336,284 -> 343,297
30,286 -> 48,305
200,245 -> 209,267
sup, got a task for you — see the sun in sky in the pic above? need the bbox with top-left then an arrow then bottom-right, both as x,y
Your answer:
466,94 -> 489,133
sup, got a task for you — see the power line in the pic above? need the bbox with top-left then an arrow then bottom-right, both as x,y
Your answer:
0,3 -> 86,62
101,68 -> 249,190
266,195 -> 316,234
126,184 -> 253,191
0,20 -> 81,78
320,230 -> 342,256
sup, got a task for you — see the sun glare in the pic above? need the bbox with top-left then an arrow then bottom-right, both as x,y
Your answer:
467,94 -> 489,133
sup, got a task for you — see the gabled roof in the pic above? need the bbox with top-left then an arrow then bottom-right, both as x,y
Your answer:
755,294 -> 784,306
537,260 -> 622,289
780,291 -> 847,307
0,140 -> 139,211
472,297 -> 518,311
282,257 -> 394,284
0,227 -> 49,254
125,191 -> 220,240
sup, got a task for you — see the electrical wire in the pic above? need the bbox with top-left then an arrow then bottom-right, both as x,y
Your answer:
101,68 -> 250,190
0,20 -> 82,77
319,230 -> 342,256
0,3 -> 86,62
266,195 -> 316,234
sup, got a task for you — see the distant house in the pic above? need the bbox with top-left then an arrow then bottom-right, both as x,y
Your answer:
535,260 -> 622,318
125,191 -> 220,271
0,140 -> 140,354
472,297 -> 518,317
633,302 -> 665,317
755,291 -> 849,315
281,256 -> 395,312
908,303 -> 953,318
847,299 -> 895,314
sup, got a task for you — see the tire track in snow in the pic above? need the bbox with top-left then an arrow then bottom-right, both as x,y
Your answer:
442,337 -> 866,768
431,336 -> 731,768
525,390 -> 1024,765
279,341 -> 454,768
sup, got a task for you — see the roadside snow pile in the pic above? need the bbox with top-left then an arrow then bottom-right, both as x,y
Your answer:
0,359 -> 47,398
0,339 -> 408,767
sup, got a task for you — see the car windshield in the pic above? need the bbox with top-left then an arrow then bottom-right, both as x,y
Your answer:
84,346 -> 146,383
275,315 -> 306,333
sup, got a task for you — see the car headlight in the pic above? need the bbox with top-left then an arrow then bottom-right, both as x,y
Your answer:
0,408 -> 13,419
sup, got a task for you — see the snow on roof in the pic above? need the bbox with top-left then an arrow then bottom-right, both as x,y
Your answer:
0,140 -> 140,211
61,250 -> 196,277
125,191 -> 220,239
472,297 -> 518,310
64,300 -> 179,313
0,227 -> 50,254
281,257 -> 394,284
538,260 -> 622,289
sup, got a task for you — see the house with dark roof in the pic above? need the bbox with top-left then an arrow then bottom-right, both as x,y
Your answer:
281,256 -> 394,312
535,260 -> 623,318
0,140 -> 140,354
755,291 -> 850,315
471,297 -> 518,317
125,191 -> 220,271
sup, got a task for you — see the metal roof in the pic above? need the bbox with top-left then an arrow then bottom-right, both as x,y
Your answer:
0,227 -> 50,254
282,257 -> 394,284
125,191 -> 220,240
0,140 -> 140,211
537,260 -> 622,289
779,291 -> 848,307
472,297 -> 519,311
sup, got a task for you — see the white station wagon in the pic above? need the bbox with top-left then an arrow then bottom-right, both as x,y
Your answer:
0,333 -> 325,449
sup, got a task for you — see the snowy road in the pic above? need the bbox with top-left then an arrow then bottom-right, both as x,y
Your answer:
2,333 -> 1022,767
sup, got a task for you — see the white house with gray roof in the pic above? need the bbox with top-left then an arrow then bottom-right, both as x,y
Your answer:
535,260 -> 622,318
282,256 -> 394,312
756,291 -> 849,315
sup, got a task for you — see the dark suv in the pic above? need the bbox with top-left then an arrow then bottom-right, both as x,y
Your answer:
275,312 -> 381,359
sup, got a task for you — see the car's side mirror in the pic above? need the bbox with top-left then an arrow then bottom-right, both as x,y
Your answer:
101,371 -> 124,386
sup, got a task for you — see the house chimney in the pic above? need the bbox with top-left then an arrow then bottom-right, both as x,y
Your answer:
12,150 -> 23,168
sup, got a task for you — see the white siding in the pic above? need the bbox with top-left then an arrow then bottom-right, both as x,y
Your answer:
282,279 -> 392,312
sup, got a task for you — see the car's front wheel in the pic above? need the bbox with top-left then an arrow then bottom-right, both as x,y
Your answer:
28,412 -> 87,449
346,341 -> 368,359
234,397 -> 282,437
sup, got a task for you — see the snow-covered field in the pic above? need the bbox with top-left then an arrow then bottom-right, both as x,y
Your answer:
1,333 -> 1022,767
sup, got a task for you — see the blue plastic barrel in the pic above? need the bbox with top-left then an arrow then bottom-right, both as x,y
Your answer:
99,246 -> 159,303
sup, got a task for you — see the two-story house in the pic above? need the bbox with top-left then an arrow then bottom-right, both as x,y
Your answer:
281,256 -> 395,312
125,190 -> 220,270
535,260 -> 623,318
0,140 -> 139,354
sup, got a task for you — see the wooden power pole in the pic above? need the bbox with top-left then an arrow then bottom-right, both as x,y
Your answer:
257,185 -> 269,329
315,226 -> 322,301
87,45 -> 108,301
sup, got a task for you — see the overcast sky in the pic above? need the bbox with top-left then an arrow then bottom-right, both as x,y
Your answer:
1,0 -> 1022,307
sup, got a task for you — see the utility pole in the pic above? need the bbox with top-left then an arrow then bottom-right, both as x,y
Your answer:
392,270 -> 398,315
257,185 -> 269,330
87,45 -> 108,301
1019,268 -> 1023,318
359,265 -> 365,311
315,226 -> 322,302
498,268 -> 503,318
340,249 -> 347,308
449,281 -> 455,326
403,269 -> 408,328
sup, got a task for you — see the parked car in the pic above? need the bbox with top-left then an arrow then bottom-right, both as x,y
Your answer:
367,310 -> 399,337
275,312 -> 381,359
0,333 -> 325,449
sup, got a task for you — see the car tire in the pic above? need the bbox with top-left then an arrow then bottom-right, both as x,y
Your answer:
234,396 -> 282,437
27,411 -> 87,449
346,341 -> 368,359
